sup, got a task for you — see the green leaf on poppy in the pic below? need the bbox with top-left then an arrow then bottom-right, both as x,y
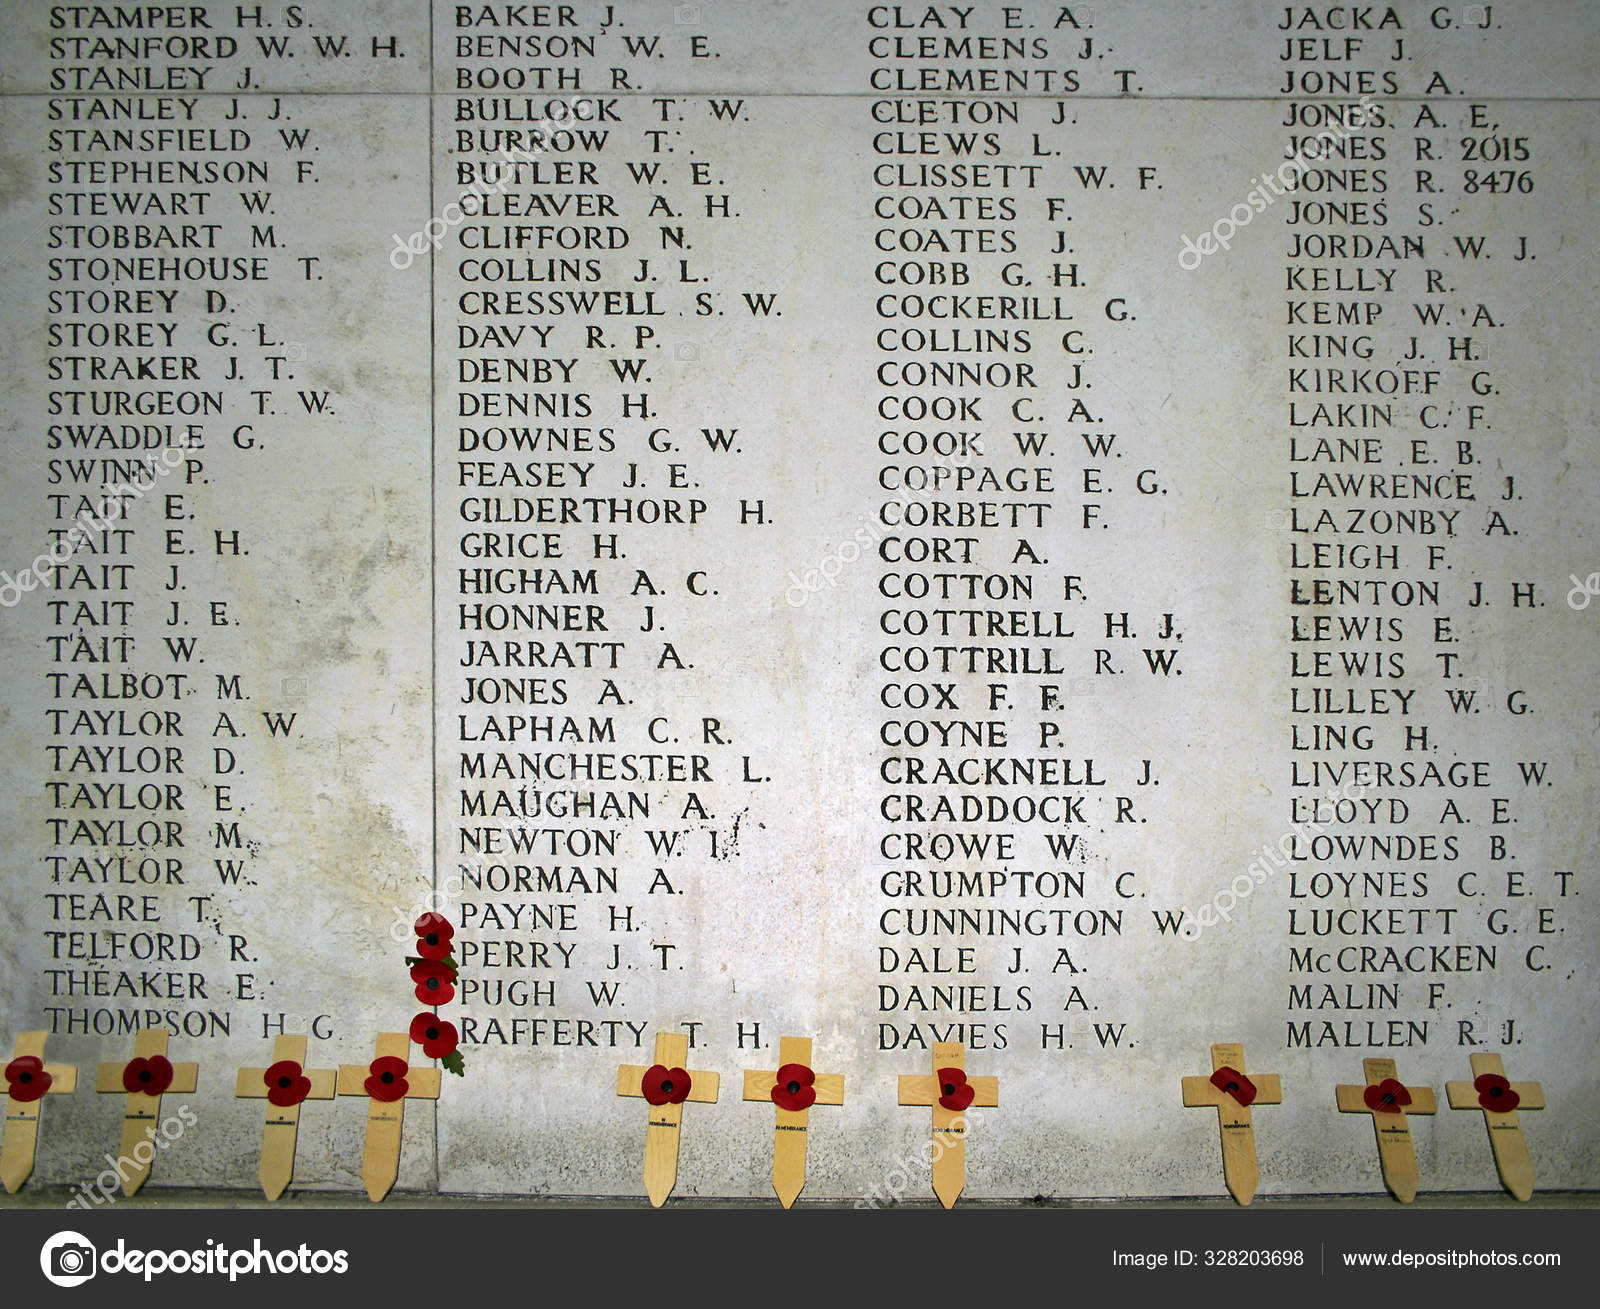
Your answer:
442,1051 -> 466,1077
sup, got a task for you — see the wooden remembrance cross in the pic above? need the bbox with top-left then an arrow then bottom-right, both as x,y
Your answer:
2,1031 -> 77,1193
1336,1056 -> 1437,1203
236,1034 -> 337,1200
1446,1053 -> 1546,1201
94,1028 -> 198,1197
337,1033 -> 440,1202
617,1031 -> 719,1207
742,1035 -> 844,1207
1181,1042 -> 1282,1206
898,1041 -> 998,1209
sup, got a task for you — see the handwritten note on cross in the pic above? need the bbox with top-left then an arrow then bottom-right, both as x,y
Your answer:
742,1035 -> 844,1208
617,1030 -> 719,1207
336,1033 -> 440,1202
1446,1053 -> 1545,1201
94,1028 -> 198,1197
236,1034 -> 337,1201
898,1041 -> 998,1209
1181,1042 -> 1282,1206
1335,1056 -> 1436,1203
2,1031 -> 77,1193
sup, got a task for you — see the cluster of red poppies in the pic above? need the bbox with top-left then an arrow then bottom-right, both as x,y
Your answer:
409,912 -> 464,1076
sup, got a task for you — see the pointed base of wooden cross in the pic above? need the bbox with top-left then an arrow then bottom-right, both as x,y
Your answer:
1487,1132 -> 1537,1203
772,1117 -> 807,1210
0,1124 -> 39,1196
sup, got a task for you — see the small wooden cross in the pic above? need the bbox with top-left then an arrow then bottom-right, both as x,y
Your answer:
742,1035 -> 844,1208
1335,1056 -> 1436,1203
336,1033 -> 440,1202
1181,1042 -> 1282,1206
617,1031 -> 719,1207
898,1041 -> 998,1209
2,1031 -> 77,1193
94,1028 -> 198,1196
235,1035 -> 337,1201
1446,1053 -> 1545,1202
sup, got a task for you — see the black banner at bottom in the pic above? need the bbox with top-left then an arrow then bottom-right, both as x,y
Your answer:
1,1194 -> 1592,1301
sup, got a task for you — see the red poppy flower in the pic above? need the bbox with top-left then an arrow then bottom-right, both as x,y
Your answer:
410,959 -> 456,1006
4,1055 -> 52,1103
409,1013 -> 459,1060
1210,1065 -> 1257,1107
936,1067 -> 975,1112
122,1055 -> 174,1097
771,1062 -> 816,1112
1474,1072 -> 1521,1113
641,1064 -> 691,1106
414,913 -> 455,960
263,1060 -> 312,1109
1363,1078 -> 1412,1114
364,1055 -> 410,1102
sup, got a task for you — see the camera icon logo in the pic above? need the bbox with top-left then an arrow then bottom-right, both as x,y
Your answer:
41,1232 -> 97,1287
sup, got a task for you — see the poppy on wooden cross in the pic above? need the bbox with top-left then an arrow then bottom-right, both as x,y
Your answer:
2,1031 -> 77,1194
617,1030 -> 719,1207
235,1034 -> 337,1201
1335,1056 -> 1436,1203
897,1041 -> 998,1209
94,1028 -> 198,1197
1445,1053 -> 1545,1202
336,1033 -> 440,1202
1181,1042 -> 1283,1206
742,1035 -> 844,1208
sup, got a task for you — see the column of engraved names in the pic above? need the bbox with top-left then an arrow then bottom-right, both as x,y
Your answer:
1277,7 -> 1573,1051
39,3 -> 269,1045
441,4 -> 776,1062
35,0 -> 431,1055
869,2 -> 1170,1062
